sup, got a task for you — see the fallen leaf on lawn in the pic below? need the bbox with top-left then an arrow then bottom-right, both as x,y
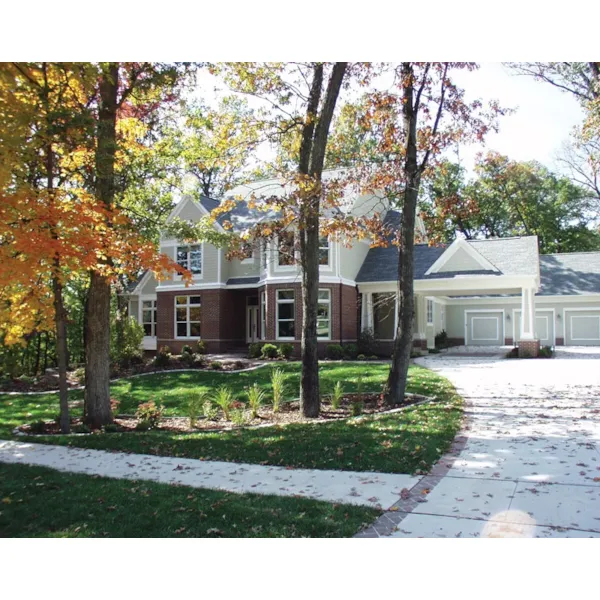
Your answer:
2,498 -> 11,504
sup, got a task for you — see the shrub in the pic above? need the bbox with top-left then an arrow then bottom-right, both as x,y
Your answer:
539,345 -> 554,358
135,400 -> 164,429
214,386 -> 234,420
110,398 -> 121,416
350,401 -> 364,417
368,355 -> 378,361
428,348 -> 441,354
358,327 -> 376,356
233,360 -> 246,370
247,383 -> 266,419
136,420 -> 152,431
261,343 -> 278,359
435,330 -> 449,349
196,340 -> 207,355
187,392 -> 206,428
155,346 -> 171,368
202,399 -> 219,421
357,354 -> 366,361
194,354 -> 208,368
505,347 -> 519,359
342,343 -> 358,360
210,361 -> 223,370
180,351 -> 196,367
29,420 -> 46,434
325,344 -> 344,360
248,343 -> 264,359
181,344 -> 194,356
230,404 -> 248,426
271,368 -> 286,413
73,424 -> 91,434
72,367 -> 86,385
278,343 -> 294,360
410,351 -> 423,359
103,423 -> 119,433
331,381 -> 343,410
110,317 -> 144,368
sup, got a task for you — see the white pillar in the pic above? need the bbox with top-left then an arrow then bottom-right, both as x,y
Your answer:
520,287 -> 536,340
361,292 -> 374,331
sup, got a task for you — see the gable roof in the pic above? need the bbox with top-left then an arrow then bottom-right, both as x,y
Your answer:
539,252 -> 600,296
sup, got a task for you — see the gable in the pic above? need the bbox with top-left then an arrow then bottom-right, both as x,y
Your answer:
437,246 -> 489,273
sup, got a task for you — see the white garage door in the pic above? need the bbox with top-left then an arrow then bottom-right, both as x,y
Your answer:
565,310 -> 600,346
466,311 -> 503,346
514,310 -> 555,346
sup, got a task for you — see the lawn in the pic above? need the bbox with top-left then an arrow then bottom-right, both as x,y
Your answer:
0,463 -> 379,538
0,363 -> 463,474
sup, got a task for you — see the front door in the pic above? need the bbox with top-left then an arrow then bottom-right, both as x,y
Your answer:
246,306 -> 259,342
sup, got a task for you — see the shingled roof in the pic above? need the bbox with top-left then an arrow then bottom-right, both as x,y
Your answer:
539,252 -> 600,296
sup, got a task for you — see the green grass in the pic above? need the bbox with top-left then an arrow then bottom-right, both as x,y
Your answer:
0,463 -> 379,538
1,363 -> 463,474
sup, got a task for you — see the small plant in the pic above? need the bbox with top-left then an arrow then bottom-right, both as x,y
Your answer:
356,374 -> 364,397
210,361 -> 223,370
29,420 -> 46,434
261,343 -> 278,359
110,397 -> 121,416
342,343 -> 358,360
271,368 -> 286,413
135,400 -> 164,429
358,327 -> 375,356
247,383 -> 266,419
202,399 -> 219,421
350,400 -> 363,417
428,348 -> 441,354
230,403 -> 248,426
136,420 -> 152,431
233,360 -> 246,370
181,351 -> 196,367
410,350 -> 423,359
187,392 -> 206,428
181,344 -> 194,356
539,345 -> 554,358
331,381 -> 344,410
196,340 -> 207,355
214,386 -> 234,420
72,366 -> 85,384
368,355 -> 378,360
155,345 -> 171,367
73,424 -> 91,434
325,344 -> 344,360
103,423 -> 120,433
248,342 -> 264,359
435,329 -> 449,349
278,343 -> 294,360
357,354 -> 366,361
505,347 -> 519,359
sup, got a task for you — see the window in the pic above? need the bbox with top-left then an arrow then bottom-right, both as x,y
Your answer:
317,289 -> 331,339
319,236 -> 330,266
277,231 -> 295,266
260,291 -> 266,340
276,290 -> 295,339
141,299 -> 157,337
427,299 -> 434,325
240,241 -> 254,263
175,295 -> 201,338
373,292 -> 396,339
176,245 -> 202,276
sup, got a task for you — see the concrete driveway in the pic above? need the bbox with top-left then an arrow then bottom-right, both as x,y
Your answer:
392,348 -> 600,537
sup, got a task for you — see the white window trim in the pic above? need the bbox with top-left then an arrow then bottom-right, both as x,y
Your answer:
140,297 -> 157,338
260,290 -> 267,341
317,288 -> 332,340
176,243 -> 204,280
276,289 -> 295,341
174,295 -> 202,340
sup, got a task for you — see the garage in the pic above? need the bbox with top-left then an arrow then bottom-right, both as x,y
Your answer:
514,309 -> 555,346
565,309 -> 600,346
465,310 -> 504,346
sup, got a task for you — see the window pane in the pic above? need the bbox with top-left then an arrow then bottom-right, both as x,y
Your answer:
142,310 -> 153,323
317,320 -> 329,338
278,290 -> 294,301
278,321 -> 295,338
176,247 -> 188,268
278,304 -> 294,320
189,322 -> 201,337
177,322 -> 187,337
176,296 -> 187,305
317,304 -> 329,318
318,290 -> 330,301
176,307 -> 187,322
278,232 -> 295,265
319,248 -> 329,265
142,300 -> 152,309
189,307 -> 201,322
190,247 -> 202,274
189,296 -> 201,305
143,323 -> 152,336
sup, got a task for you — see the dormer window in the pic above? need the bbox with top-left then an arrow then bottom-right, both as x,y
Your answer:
319,235 -> 330,266
240,241 -> 254,263
177,245 -> 202,275
277,231 -> 295,267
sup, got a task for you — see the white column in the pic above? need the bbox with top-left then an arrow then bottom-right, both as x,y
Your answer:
520,287 -> 536,340
361,292 -> 374,331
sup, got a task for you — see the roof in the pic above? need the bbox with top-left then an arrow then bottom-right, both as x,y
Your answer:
539,252 -> 600,296
126,270 -> 148,293
356,214 -> 540,283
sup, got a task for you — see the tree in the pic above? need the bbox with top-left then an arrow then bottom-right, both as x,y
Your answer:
213,62 -> 353,417
360,63 -> 503,405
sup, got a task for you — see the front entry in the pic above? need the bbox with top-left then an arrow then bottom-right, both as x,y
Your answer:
246,305 -> 260,342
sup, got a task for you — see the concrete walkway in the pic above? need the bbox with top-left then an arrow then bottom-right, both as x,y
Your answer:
375,350 -> 600,538
0,440 -> 418,510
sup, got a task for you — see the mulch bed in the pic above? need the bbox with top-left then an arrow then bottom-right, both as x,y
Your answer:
17,392 -> 429,436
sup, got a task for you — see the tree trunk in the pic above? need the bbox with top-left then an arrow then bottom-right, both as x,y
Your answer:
84,63 -> 119,428
384,63 -> 420,405
53,276 -> 71,433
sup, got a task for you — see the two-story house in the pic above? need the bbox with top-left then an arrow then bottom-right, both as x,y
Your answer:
127,177 -> 600,356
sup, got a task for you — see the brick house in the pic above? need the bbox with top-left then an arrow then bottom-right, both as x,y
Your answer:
127,178 -> 600,357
